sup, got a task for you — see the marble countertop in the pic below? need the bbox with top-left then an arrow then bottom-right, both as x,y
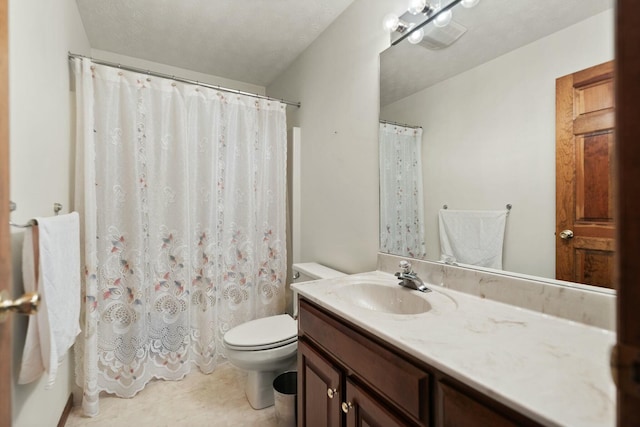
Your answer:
292,271 -> 615,427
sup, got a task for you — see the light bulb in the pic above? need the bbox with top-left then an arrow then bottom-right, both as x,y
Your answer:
461,0 -> 480,7
433,9 -> 452,27
382,13 -> 400,32
408,0 -> 427,15
407,28 -> 425,44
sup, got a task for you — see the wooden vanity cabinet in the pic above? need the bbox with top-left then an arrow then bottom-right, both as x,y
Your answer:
298,340 -> 408,427
298,299 -> 431,427
298,298 -> 544,427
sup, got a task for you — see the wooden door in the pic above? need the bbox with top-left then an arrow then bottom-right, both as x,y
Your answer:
298,339 -> 342,427
556,61 -> 615,288
0,0 -> 11,423
615,0 -> 640,424
344,379 -> 407,427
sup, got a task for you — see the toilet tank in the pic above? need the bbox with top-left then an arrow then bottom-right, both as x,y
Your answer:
291,263 -> 346,317
292,262 -> 346,282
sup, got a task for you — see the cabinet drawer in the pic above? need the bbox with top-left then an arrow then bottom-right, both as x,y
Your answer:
299,299 -> 430,425
439,381 -> 541,427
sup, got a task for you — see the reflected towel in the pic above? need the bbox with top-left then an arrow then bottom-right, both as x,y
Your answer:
18,213 -> 81,387
438,209 -> 508,269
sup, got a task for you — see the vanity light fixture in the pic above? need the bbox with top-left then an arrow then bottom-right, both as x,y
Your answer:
407,27 -> 425,44
384,0 -> 479,45
432,0 -> 452,28
461,0 -> 480,7
382,13 -> 410,33
433,8 -> 452,27
408,0 -> 436,16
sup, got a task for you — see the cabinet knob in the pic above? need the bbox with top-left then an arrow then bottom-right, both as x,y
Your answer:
327,388 -> 338,399
341,401 -> 353,414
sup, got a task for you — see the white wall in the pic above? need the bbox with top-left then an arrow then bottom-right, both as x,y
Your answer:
8,0 -> 90,426
91,49 -> 266,95
267,0 -> 407,274
381,10 -> 614,278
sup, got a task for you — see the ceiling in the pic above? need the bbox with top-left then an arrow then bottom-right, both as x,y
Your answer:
75,0 -> 356,87
381,0 -> 614,106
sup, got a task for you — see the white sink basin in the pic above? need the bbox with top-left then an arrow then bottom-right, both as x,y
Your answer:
338,281 -> 456,315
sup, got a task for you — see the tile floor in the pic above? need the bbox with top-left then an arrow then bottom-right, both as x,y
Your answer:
65,363 -> 277,427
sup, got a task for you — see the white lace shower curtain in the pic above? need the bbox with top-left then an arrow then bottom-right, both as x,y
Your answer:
379,123 -> 426,259
73,58 -> 287,416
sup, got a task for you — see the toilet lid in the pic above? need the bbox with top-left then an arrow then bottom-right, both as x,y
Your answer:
224,314 -> 297,350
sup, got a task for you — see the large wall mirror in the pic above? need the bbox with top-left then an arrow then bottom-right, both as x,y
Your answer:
379,0 -> 615,289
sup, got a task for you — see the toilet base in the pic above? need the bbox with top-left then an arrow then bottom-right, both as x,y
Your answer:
245,370 -> 278,409
244,360 -> 297,409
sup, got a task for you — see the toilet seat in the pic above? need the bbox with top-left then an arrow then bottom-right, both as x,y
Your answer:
223,314 -> 297,351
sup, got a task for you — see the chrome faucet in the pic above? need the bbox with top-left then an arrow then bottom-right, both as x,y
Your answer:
395,261 -> 431,293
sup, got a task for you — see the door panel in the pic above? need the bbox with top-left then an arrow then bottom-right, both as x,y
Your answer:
575,247 -> 614,285
577,132 -> 613,221
576,80 -> 614,113
556,61 -> 615,288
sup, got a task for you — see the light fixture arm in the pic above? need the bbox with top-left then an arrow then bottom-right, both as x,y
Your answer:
396,21 -> 411,33
417,3 -> 437,15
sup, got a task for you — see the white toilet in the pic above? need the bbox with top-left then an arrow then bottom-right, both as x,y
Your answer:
223,262 -> 345,409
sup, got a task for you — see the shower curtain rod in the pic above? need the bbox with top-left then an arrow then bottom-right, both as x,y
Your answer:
68,52 -> 301,108
379,119 -> 422,129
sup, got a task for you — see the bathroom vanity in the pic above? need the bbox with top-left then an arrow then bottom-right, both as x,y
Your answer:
293,270 -> 615,427
298,299 -> 541,426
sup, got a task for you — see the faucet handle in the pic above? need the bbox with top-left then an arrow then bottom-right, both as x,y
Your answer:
399,260 -> 412,274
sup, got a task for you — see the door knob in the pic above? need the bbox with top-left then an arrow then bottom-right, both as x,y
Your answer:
559,229 -> 574,240
341,401 -> 353,413
0,291 -> 39,323
327,388 -> 338,399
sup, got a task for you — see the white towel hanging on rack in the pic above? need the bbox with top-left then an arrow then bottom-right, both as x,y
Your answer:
18,213 -> 81,387
438,209 -> 508,269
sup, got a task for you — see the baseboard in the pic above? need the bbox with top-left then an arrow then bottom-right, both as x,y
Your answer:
57,394 -> 74,427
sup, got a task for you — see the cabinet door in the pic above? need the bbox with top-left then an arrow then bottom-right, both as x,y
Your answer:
344,379 -> 408,427
298,339 -> 342,427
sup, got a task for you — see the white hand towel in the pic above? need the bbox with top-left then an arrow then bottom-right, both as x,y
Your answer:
18,212 -> 81,388
438,209 -> 508,270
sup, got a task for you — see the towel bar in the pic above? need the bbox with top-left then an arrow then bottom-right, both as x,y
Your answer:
442,204 -> 512,211
8,201 -> 63,228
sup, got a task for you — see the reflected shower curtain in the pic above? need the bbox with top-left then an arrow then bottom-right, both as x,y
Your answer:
73,58 -> 287,416
379,123 -> 426,259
